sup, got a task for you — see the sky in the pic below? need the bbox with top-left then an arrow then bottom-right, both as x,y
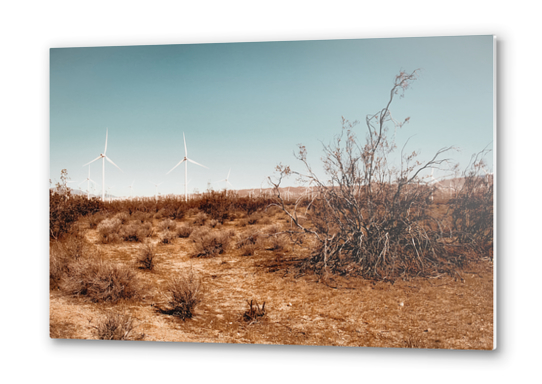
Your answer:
50,35 -> 494,198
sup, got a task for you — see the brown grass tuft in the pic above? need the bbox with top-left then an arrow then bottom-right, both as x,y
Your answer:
190,227 -> 231,258
243,300 -> 266,324
137,243 -> 157,270
60,255 -> 141,303
162,268 -> 203,320
93,311 -> 144,340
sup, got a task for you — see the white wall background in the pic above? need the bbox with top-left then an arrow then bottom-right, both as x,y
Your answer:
0,1 -> 538,382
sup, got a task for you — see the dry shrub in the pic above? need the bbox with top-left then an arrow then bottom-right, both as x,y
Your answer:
193,212 -> 208,226
176,224 -> 193,238
160,230 -> 176,244
247,212 -> 262,225
88,212 -> 106,229
97,218 -> 122,243
114,212 -> 130,224
237,229 -> 263,256
93,311 -> 144,340
119,221 -> 153,242
259,216 -> 272,225
163,268 -> 203,320
132,211 -> 152,223
137,243 -> 157,270
190,227 -> 231,258
268,233 -> 288,251
154,208 -> 166,220
243,300 -> 266,324
61,256 -> 141,303
207,219 -> 219,228
158,219 -> 177,232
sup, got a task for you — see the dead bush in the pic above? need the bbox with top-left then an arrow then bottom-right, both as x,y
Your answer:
193,212 -> 208,226
97,218 -> 122,244
267,233 -> 288,252
176,224 -> 193,238
60,256 -> 141,303
190,227 -> 231,258
158,219 -> 177,232
243,300 -> 266,324
114,212 -> 130,224
119,222 -> 153,242
161,230 -> 176,244
88,212 -> 106,229
247,212 -> 262,225
93,311 -> 144,340
163,268 -> 203,320
154,208 -> 166,220
132,211 -> 152,223
207,219 -> 219,228
237,229 -> 263,256
137,243 -> 157,270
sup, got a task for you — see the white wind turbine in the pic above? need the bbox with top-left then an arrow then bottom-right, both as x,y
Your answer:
429,169 -> 437,201
166,132 -> 208,202
126,180 -> 135,199
149,181 -> 163,201
78,165 -> 97,199
83,128 -> 122,201
216,168 -> 233,189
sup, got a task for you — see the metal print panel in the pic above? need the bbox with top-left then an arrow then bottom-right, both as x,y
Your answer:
50,36 -> 495,349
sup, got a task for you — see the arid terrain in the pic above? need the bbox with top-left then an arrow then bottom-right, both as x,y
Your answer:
50,194 -> 493,349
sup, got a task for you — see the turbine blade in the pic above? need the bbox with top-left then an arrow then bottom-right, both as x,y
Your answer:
227,181 -> 233,188
227,168 -> 231,179
83,155 -> 102,167
78,180 -> 86,186
187,158 -> 208,169
166,159 -> 186,175
183,132 -> 188,158
104,128 -> 108,154
105,156 -> 123,172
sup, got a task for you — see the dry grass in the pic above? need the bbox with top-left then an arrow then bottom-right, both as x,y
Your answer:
137,243 -> 157,270
189,227 -> 231,258
50,204 -> 493,349
161,268 -> 203,320
60,254 -> 141,303
93,310 -> 145,340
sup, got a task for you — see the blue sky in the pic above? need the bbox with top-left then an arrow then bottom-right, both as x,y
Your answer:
50,35 -> 494,198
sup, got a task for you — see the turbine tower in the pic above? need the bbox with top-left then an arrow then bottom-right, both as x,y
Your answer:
78,165 -> 97,199
126,180 -> 135,200
149,181 -> 163,201
166,132 -> 208,202
83,128 -> 122,201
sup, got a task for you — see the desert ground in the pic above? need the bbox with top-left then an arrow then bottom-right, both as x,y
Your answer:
50,194 -> 493,349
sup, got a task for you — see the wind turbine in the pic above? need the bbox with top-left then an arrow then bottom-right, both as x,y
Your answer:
78,165 -> 97,199
216,168 -> 233,189
126,180 -> 135,199
149,181 -> 163,201
166,132 -> 208,202
83,128 -> 122,201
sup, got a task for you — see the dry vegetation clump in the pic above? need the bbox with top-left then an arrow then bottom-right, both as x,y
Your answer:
193,212 -> 208,226
60,255 -> 141,303
154,208 -> 167,220
93,311 -> 144,341
137,243 -> 157,270
158,218 -> 177,232
88,212 -> 107,229
207,219 -> 220,228
247,212 -> 262,225
119,221 -> 153,242
237,229 -> 263,256
114,212 -> 130,224
160,230 -> 176,244
132,211 -> 153,224
175,224 -> 193,238
242,300 -> 266,324
97,218 -> 122,243
162,269 -> 203,320
190,227 -> 231,258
